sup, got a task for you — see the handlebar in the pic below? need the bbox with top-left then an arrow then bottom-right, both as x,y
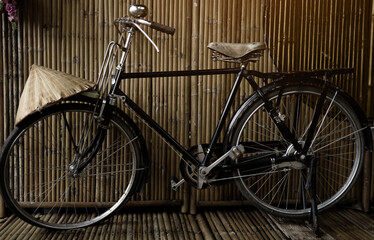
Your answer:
149,21 -> 175,35
115,17 -> 175,35
114,16 -> 175,53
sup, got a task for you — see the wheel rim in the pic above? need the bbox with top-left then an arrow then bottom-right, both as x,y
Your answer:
232,87 -> 364,216
1,105 -> 139,229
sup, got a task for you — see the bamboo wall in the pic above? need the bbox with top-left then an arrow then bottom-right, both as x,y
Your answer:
266,0 -> 374,116
0,0 -> 373,216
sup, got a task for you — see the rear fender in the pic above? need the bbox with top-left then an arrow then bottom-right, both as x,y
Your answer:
224,78 -> 373,151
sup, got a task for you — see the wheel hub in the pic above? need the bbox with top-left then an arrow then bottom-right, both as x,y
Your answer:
276,141 -> 315,170
285,141 -> 314,158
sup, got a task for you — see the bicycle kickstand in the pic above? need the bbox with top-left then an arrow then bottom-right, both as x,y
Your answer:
305,157 -> 323,238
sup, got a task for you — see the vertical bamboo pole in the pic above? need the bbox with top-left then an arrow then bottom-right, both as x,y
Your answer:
204,0 -> 213,203
199,0 -> 209,206
321,0 -> 329,69
272,0 -> 281,70
352,0 -> 364,201
42,0 -> 48,68
287,0 -> 293,70
168,0 -> 177,202
150,0 -> 157,202
266,0 -> 275,71
151,0 -> 157,202
4,13 -> 13,202
220,0 -> 229,202
157,0 -> 163,201
0,13 -> 4,218
51,0 -> 56,70
71,0 -> 77,75
74,0 -> 81,78
186,0 -> 200,214
180,0 -> 186,204
174,0 -> 180,203
368,2 -> 374,118
361,0 -> 374,209
177,0 -> 188,206
161,0 -> 167,201
156,0 -> 163,202
299,0 -> 307,70
143,0 -> 151,202
355,0 -> 364,102
61,0 -> 67,73
193,0 -> 205,209
97,0 -> 103,81
362,0 -> 372,116
211,0 -> 219,203
312,0 -> 319,70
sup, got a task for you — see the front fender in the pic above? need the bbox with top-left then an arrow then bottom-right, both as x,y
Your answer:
109,104 -> 150,194
68,92 -> 150,194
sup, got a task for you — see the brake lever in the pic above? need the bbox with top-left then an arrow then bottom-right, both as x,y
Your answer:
132,22 -> 160,52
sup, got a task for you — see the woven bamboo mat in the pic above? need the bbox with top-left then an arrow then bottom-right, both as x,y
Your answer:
1,207 -> 374,239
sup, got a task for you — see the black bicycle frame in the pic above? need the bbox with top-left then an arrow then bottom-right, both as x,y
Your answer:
115,67 -> 244,166
111,67 -> 355,169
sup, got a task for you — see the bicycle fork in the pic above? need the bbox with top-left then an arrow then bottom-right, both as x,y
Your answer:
68,98 -> 112,176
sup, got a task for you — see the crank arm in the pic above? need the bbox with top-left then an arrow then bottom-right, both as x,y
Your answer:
198,145 -> 245,180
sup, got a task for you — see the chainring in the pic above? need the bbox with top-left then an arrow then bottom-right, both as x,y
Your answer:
180,145 -> 219,189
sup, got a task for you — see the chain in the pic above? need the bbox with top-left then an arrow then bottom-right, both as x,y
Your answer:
208,168 -> 291,184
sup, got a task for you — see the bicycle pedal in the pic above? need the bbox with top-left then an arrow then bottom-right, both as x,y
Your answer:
170,177 -> 185,191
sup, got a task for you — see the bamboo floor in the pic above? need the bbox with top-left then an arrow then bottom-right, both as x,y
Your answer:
1,207 -> 374,240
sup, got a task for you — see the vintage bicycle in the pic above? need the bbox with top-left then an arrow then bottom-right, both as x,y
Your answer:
0,5 -> 372,235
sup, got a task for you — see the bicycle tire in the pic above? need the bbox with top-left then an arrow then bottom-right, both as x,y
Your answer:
0,102 -> 144,229
230,85 -> 365,217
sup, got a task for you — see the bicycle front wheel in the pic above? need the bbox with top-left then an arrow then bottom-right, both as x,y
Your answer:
230,85 -> 365,217
0,103 -> 143,229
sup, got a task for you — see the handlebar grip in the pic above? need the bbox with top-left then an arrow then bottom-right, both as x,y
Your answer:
150,21 -> 175,35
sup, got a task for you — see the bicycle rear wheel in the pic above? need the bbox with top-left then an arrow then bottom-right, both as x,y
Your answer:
230,85 -> 365,217
0,103 -> 143,229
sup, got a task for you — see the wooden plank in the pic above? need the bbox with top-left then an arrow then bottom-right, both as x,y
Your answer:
172,212 -> 185,239
3,209 -> 374,239
337,209 -> 374,238
267,214 -> 334,240
196,213 -> 215,240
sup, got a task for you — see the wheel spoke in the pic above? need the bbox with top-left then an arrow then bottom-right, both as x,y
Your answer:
2,104 -> 141,229
231,86 -> 364,217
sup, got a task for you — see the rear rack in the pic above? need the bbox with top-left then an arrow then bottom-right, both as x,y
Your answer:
119,68 -> 354,81
257,68 -> 355,80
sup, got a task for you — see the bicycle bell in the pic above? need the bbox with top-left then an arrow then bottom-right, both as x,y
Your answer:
129,5 -> 148,18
